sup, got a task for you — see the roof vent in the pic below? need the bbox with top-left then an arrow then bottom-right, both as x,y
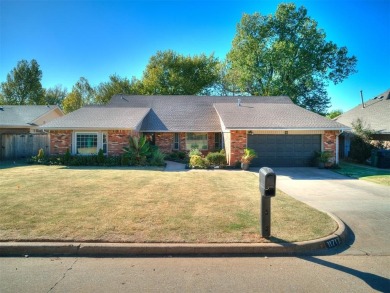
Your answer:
237,98 -> 241,107
0,107 -> 3,111
120,95 -> 129,102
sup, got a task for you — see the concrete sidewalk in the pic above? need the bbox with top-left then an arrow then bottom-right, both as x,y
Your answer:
164,161 -> 186,171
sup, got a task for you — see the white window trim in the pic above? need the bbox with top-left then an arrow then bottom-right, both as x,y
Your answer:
73,131 -> 108,155
186,132 -> 208,150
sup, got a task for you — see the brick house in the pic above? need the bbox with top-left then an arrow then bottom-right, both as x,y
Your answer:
0,105 -> 64,159
41,95 -> 348,167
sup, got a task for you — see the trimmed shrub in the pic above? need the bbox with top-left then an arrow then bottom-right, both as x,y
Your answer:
206,151 -> 226,167
97,149 -> 105,165
28,141 -> 166,167
64,149 -> 71,164
189,155 -> 209,168
189,148 -> 202,157
120,154 -> 130,166
165,151 -> 188,163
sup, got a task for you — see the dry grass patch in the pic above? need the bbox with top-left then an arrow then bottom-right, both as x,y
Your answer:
0,165 -> 336,243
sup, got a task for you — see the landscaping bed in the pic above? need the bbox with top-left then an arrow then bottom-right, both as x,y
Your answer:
0,165 -> 337,243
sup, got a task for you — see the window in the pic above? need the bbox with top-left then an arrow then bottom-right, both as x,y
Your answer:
102,133 -> 107,154
75,132 -> 107,155
186,133 -> 208,150
214,133 -> 222,150
174,133 -> 180,150
76,133 -> 98,155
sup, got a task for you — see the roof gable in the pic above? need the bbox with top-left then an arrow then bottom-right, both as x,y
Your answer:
0,105 -> 63,128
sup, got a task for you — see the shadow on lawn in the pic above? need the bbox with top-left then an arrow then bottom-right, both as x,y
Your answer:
247,166 -> 356,181
57,165 -> 166,171
0,160 -> 30,169
334,162 -> 390,179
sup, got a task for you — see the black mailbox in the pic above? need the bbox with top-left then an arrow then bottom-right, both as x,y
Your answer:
259,167 -> 276,197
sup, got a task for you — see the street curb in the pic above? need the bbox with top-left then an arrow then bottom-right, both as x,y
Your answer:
0,213 -> 347,257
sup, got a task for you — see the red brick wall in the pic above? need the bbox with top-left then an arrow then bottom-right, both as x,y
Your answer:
323,130 -> 337,163
50,130 -> 72,155
108,130 -> 133,156
155,132 -> 174,153
229,130 -> 247,165
179,133 -> 186,151
208,133 -> 216,151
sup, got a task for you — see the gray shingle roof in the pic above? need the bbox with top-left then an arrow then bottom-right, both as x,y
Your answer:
0,105 -> 61,127
41,106 -> 150,130
214,101 -> 348,130
41,95 -> 347,131
334,89 -> 390,134
108,95 -> 346,131
108,95 -> 227,132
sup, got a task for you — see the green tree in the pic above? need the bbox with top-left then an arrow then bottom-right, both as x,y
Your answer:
0,59 -> 45,105
44,85 -> 68,105
326,109 -> 343,119
62,90 -> 83,114
141,50 -> 219,95
95,74 -> 142,104
211,61 -> 244,96
62,77 -> 94,113
226,3 -> 357,114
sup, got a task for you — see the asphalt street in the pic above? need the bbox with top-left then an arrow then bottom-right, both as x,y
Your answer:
1,255 -> 389,292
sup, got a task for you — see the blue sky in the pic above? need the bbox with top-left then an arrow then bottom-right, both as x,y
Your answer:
1,0 -> 389,111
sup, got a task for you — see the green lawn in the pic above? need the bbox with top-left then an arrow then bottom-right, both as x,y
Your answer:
0,164 -> 337,243
334,162 -> 390,186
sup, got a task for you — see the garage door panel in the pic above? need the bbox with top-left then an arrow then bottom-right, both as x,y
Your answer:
248,134 -> 321,167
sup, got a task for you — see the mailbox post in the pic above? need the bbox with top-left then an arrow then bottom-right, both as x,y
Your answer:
259,167 -> 276,238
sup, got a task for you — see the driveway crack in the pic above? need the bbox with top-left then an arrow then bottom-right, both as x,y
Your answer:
47,258 -> 78,293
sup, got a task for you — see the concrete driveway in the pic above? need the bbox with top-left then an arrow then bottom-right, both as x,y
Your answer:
271,167 -> 390,256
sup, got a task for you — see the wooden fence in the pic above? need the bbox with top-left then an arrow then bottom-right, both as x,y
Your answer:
0,133 -> 50,160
